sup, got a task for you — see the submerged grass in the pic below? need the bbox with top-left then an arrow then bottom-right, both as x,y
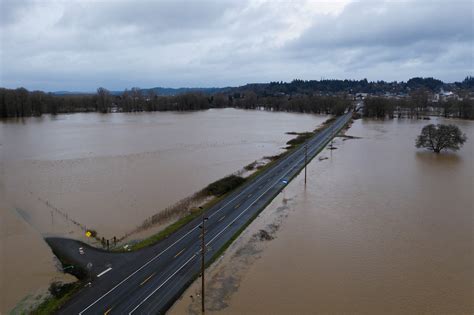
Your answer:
128,195 -> 223,251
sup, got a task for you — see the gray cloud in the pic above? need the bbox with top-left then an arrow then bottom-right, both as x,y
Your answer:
282,0 -> 473,81
0,0 -> 34,26
58,0 -> 235,31
291,1 -> 472,49
0,0 -> 472,91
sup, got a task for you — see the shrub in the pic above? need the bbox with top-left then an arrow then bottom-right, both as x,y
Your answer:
48,282 -> 76,299
204,175 -> 246,196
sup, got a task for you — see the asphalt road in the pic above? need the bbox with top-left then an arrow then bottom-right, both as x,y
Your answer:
47,111 -> 353,314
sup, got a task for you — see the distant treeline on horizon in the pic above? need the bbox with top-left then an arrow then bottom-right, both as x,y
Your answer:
19,76 -> 474,96
0,76 -> 473,119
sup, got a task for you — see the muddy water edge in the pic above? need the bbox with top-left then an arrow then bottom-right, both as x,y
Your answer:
170,117 -> 473,315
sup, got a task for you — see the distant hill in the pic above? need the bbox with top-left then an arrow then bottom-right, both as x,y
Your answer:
139,86 -> 231,96
53,87 -> 231,96
53,91 -> 94,96
50,76 -> 472,97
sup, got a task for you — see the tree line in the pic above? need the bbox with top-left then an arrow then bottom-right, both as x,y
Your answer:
235,76 -> 473,95
363,93 -> 473,119
1,85 -> 472,119
0,87 -> 351,118
0,87 -> 213,117
231,91 -> 350,115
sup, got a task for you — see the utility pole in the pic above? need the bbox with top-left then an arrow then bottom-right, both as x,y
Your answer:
200,215 -> 208,314
304,144 -> 307,186
330,139 -> 334,159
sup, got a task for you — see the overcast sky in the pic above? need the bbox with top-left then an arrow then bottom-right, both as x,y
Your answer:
0,0 -> 472,91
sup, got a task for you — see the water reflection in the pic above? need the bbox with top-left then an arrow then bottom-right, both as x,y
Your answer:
415,151 -> 462,166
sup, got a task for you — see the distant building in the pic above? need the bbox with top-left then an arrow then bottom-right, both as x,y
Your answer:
355,93 -> 368,100
433,89 -> 458,102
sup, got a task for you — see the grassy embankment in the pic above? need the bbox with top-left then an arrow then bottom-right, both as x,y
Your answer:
129,175 -> 245,251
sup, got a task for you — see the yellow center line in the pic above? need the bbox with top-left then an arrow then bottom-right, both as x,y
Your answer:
218,215 -> 225,222
248,193 -> 252,198
174,248 -> 186,259
139,272 -> 156,286
104,307 -> 112,315
234,203 -> 240,209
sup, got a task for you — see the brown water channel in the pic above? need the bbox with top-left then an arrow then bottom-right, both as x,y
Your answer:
0,108 -> 327,313
172,117 -> 473,315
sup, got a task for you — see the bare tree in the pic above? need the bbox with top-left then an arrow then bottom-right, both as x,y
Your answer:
410,88 -> 430,118
96,87 -> 111,113
122,89 -> 131,112
131,87 -> 142,111
416,124 -> 467,153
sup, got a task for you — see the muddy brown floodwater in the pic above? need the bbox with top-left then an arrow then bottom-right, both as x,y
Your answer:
0,108 -> 327,313
171,117 -> 473,315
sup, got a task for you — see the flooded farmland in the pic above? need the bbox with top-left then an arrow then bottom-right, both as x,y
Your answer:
171,117 -> 474,315
0,108 -> 328,313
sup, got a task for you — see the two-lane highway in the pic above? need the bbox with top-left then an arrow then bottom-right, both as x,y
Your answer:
51,111 -> 353,314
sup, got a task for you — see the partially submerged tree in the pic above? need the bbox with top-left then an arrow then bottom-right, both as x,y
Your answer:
96,87 -> 111,113
416,124 -> 467,153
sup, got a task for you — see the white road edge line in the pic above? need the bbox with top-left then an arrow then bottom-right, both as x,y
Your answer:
128,255 -> 197,314
79,114 -> 349,314
128,115 -> 350,313
97,267 -> 112,278
78,226 -> 199,314
206,133 -> 316,246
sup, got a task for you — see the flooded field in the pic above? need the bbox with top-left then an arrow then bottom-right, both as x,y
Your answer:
0,108 -> 327,313
0,201 -> 75,314
172,117 -> 474,314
